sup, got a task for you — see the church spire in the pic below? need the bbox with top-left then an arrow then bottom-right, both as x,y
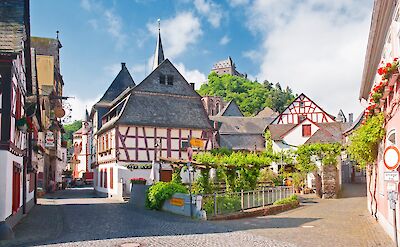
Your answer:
152,19 -> 165,71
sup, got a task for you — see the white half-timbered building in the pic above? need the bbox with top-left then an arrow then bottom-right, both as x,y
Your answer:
91,25 -> 213,198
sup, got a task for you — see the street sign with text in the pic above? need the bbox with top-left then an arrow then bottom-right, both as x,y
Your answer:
384,171 -> 399,182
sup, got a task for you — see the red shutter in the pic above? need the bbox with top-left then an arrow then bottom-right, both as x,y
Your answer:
29,173 -> 35,192
110,168 -> 113,189
16,88 -> 21,119
99,169 -> 103,187
302,124 -> 312,137
104,169 -> 107,188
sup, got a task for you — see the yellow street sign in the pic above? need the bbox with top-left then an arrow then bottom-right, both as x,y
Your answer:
190,138 -> 204,148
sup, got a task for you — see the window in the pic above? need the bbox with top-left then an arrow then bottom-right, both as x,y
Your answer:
159,74 -> 166,84
387,129 -> 396,146
104,169 -> 107,188
100,169 -> 103,187
302,124 -> 312,137
167,75 -> 174,85
299,101 -> 305,108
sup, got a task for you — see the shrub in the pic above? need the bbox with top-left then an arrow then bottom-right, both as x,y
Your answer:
146,182 -> 188,210
273,195 -> 298,205
203,194 -> 241,215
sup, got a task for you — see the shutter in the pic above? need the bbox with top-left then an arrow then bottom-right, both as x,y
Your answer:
110,168 -> 113,189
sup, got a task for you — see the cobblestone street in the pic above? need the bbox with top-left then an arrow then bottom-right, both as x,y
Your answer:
0,184 -> 394,247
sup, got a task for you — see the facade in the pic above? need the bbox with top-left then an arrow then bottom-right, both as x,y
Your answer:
201,96 -> 226,116
211,56 -> 245,77
267,94 -> 351,196
359,0 -> 400,241
71,111 -> 92,179
0,0 -> 36,234
210,101 -> 274,151
91,26 -> 213,199
31,36 -> 66,192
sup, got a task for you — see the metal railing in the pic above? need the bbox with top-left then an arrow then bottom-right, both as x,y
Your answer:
201,186 -> 294,216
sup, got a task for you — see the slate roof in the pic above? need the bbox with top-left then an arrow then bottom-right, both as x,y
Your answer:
219,134 -> 265,151
343,112 -> 364,136
217,100 -> 243,117
97,63 -> 136,104
0,0 -> 26,54
211,116 -> 273,134
97,59 -> 212,133
210,116 -> 274,151
268,123 -> 297,140
256,106 -> 279,118
268,121 -> 349,144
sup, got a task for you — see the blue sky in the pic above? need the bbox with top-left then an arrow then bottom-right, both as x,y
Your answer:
31,0 -> 373,121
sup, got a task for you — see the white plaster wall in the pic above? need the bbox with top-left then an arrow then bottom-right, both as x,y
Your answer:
283,119 -> 319,147
0,151 -> 24,221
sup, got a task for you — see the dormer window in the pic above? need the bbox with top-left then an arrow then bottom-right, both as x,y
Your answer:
159,75 -> 166,84
167,75 -> 174,85
159,74 -> 173,85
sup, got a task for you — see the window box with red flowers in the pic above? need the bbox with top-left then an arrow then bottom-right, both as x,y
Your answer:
130,177 -> 147,185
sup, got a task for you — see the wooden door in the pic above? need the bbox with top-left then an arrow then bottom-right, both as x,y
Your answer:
12,164 -> 21,214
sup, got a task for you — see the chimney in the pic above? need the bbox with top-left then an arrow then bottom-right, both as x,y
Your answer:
121,62 -> 126,69
348,113 -> 353,123
190,83 -> 195,90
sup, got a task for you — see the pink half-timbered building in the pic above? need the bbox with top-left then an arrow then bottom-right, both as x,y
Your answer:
92,25 -> 213,198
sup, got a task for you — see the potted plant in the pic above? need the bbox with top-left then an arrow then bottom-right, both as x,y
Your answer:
129,177 -> 149,208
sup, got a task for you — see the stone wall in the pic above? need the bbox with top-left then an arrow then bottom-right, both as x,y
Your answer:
321,164 -> 339,199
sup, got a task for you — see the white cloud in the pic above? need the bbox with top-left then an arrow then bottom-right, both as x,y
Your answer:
66,95 -> 100,122
219,35 -> 230,45
147,12 -> 202,59
175,63 -> 207,90
80,0 -> 127,50
244,0 -> 372,115
103,63 -> 121,77
194,0 -> 223,28
242,49 -> 261,62
228,0 -> 249,7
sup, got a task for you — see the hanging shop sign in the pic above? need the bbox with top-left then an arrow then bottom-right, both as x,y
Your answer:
384,146 -> 400,170
190,138 -> 204,148
45,131 -> 55,148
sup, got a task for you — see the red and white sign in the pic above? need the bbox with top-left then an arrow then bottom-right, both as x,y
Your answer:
45,131 -> 55,148
384,146 -> 400,170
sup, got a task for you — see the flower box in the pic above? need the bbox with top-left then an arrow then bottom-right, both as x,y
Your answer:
130,177 -> 147,185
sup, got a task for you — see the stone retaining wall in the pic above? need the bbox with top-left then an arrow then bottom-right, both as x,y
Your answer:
208,201 -> 299,220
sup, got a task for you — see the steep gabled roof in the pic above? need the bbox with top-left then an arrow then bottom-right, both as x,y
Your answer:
0,0 -> 26,54
217,100 -> 243,117
256,106 -> 278,118
97,63 -> 135,104
109,58 -> 212,130
268,123 -> 297,141
272,93 -> 335,124
152,23 -> 165,70
343,112 -> 364,136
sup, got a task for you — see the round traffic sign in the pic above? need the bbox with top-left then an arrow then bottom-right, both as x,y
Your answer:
384,146 -> 400,170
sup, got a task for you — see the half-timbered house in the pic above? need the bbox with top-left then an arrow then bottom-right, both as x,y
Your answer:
267,93 -> 351,197
92,25 -> 213,198
0,0 -> 35,235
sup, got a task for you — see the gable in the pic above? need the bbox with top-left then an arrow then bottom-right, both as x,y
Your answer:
272,93 -> 335,124
218,101 -> 243,116
133,59 -> 199,97
281,119 -> 320,147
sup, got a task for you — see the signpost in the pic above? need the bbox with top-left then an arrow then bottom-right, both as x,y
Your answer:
384,146 -> 400,170
384,146 -> 400,247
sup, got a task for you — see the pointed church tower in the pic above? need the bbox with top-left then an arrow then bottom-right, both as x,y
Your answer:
152,19 -> 165,71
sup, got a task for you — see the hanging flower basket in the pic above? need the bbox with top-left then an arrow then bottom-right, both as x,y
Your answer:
130,177 -> 146,185
16,117 -> 27,132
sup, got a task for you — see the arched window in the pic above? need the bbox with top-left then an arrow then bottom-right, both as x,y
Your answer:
387,129 -> 396,146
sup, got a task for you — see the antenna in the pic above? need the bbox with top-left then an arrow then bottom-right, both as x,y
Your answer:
157,18 -> 161,31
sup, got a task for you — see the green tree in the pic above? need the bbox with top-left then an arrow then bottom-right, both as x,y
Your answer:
198,73 -> 296,115
62,120 -> 82,148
